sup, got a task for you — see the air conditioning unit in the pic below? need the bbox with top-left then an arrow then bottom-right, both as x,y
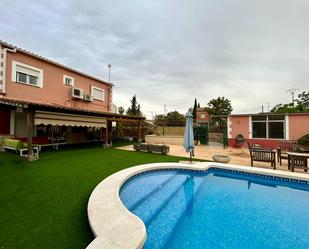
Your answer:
84,94 -> 93,102
71,88 -> 84,99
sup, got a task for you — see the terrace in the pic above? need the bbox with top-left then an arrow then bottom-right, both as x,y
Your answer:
118,144 -> 309,173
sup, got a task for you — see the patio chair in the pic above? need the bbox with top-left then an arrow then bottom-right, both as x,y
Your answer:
289,155 -> 308,172
277,142 -> 297,165
247,142 -> 262,150
249,149 -> 276,169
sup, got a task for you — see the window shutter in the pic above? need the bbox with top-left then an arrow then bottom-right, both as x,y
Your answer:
16,65 -> 40,77
92,88 -> 104,101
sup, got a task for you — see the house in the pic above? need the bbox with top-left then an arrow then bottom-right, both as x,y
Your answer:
227,112 -> 309,148
0,41 -> 144,156
196,107 -> 210,126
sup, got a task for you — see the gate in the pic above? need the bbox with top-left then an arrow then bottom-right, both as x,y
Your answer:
194,125 -> 209,145
208,117 -> 228,147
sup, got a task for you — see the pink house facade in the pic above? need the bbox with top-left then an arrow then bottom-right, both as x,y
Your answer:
0,41 -> 143,149
227,113 -> 309,148
0,41 -> 112,112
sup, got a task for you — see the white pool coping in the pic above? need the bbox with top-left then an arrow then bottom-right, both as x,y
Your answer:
86,162 -> 309,249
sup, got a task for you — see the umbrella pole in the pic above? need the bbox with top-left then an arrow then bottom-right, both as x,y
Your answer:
190,151 -> 192,162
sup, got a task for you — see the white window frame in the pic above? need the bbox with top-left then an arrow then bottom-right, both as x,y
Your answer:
11,60 -> 43,88
252,115 -> 286,140
91,86 -> 105,101
63,75 -> 74,86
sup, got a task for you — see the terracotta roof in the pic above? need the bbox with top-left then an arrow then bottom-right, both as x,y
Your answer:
0,40 -> 113,86
196,107 -> 208,112
0,97 -> 145,121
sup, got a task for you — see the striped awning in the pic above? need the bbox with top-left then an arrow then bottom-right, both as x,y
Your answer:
34,111 -> 107,128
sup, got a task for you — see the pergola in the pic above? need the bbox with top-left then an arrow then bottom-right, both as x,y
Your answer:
0,98 -> 145,160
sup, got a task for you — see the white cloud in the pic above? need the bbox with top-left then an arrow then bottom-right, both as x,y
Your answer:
1,0 -> 309,118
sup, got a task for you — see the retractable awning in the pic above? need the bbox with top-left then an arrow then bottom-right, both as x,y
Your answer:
34,111 -> 107,128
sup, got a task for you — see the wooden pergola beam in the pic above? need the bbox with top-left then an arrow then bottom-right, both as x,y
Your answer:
106,118 -> 144,123
26,110 -> 34,160
137,121 -> 141,143
104,125 -> 109,147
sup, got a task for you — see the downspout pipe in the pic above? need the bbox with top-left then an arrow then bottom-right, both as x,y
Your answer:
2,46 -> 17,95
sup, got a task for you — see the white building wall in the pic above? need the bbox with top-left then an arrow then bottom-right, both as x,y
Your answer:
227,116 -> 232,139
248,116 -> 252,139
285,115 -> 289,140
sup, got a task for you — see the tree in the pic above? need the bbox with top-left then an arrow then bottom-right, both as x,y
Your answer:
207,97 -> 233,116
193,98 -> 198,121
154,114 -> 167,126
153,111 -> 186,126
126,95 -> 142,116
297,91 -> 309,109
271,103 -> 301,113
271,91 -> 309,113
165,111 -> 186,126
118,106 -> 125,115
192,98 -> 197,123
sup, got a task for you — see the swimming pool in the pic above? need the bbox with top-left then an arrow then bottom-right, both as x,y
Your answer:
120,168 -> 309,249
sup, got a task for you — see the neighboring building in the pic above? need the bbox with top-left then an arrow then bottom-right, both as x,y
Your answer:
196,107 -> 210,126
0,41 -> 143,151
227,112 -> 309,148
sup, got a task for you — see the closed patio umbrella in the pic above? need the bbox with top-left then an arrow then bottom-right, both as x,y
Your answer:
183,109 -> 195,162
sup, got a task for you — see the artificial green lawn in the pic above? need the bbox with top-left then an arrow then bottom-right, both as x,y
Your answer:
0,145 -> 194,249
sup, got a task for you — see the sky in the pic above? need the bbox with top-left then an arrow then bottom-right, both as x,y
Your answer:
1,0 -> 309,118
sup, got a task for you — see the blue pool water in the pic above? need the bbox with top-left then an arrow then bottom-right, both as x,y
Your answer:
119,168 -> 309,249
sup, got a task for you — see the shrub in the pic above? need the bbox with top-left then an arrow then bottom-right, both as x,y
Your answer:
297,134 -> 309,146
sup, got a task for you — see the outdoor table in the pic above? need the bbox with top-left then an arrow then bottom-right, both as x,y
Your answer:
298,147 -> 309,153
287,152 -> 309,172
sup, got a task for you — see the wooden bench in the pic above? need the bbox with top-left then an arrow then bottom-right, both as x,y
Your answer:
134,143 -> 169,155
249,149 -> 276,169
133,143 -> 149,152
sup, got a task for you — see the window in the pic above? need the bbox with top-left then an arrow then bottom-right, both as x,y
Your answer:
16,70 -> 39,85
12,61 -> 43,87
16,72 -> 27,83
200,114 -> 206,118
268,122 -> 284,139
252,122 -> 266,138
16,66 -> 39,86
91,86 -> 104,101
252,115 -> 285,139
63,75 -> 74,86
29,74 -> 38,85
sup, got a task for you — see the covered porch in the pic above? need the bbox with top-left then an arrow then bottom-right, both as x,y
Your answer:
0,98 -> 145,159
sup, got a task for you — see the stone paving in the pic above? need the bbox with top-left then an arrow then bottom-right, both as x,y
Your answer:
117,144 -> 308,173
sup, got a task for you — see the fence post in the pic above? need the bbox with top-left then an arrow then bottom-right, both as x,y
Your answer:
223,124 -> 228,148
